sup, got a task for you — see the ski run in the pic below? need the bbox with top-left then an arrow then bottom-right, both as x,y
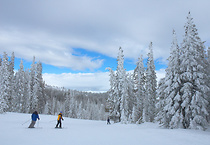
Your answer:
0,112 -> 210,145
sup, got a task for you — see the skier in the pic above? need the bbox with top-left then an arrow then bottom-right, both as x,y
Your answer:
55,111 -> 64,128
107,117 -> 111,124
28,111 -> 40,128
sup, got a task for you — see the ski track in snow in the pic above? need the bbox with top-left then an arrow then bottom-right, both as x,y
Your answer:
0,112 -> 210,145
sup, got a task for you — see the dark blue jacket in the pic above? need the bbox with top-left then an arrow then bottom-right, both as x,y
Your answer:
31,112 -> 39,121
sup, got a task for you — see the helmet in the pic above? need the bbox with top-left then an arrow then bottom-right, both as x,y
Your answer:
60,111 -> 62,113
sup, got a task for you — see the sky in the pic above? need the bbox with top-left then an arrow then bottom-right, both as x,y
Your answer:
0,0 -> 209,92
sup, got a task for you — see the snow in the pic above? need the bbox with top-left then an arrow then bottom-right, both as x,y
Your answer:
0,113 -> 210,145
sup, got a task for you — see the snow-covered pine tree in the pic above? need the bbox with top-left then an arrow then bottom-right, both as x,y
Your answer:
144,42 -> 157,122
133,55 -> 145,123
0,52 -> 10,112
14,59 -> 27,113
106,67 -> 120,122
155,78 -> 168,126
127,73 -> 135,123
64,90 -> 71,117
180,12 -> 209,130
121,72 -> 132,124
159,30 -> 183,128
36,61 -> 45,113
116,47 -> 129,123
24,69 -> 31,113
69,91 -> 77,118
0,54 -> 8,113
8,52 -> 15,111
28,56 -> 38,113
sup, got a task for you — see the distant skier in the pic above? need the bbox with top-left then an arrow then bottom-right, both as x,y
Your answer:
107,117 -> 111,125
28,111 -> 40,128
55,111 -> 64,128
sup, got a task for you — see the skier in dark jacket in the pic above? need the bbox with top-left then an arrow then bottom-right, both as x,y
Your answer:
28,111 -> 40,128
107,117 -> 111,124
55,111 -> 64,128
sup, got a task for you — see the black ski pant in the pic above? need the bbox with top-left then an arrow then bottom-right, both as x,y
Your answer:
29,121 -> 36,128
56,120 -> 62,128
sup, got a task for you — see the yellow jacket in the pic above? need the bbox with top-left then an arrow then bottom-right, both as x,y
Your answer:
57,113 -> 63,121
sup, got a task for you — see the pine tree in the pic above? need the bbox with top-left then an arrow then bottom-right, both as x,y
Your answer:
144,42 -> 157,122
120,73 -> 131,124
64,90 -> 71,117
155,78 -> 168,126
180,12 -> 209,130
158,30 -> 183,128
115,47 -> 130,123
127,73 -> 135,123
28,56 -> 38,113
133,55 -> 145,123
14,59 -> 27,112
106,67 -> 120,122
106,47 -> 131,123
0,52 -> 10,112
8,52 -> 15,111
0,53 -> 8,113
36,61 -> 45,113
24,69 -> 31,113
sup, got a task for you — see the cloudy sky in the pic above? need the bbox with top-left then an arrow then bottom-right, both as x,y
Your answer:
0,0 -> 209,92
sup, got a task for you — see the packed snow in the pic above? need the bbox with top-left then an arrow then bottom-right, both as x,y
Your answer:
0,112 -> 209,145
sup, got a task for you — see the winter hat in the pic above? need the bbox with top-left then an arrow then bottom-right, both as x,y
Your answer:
60,111 -> 62,113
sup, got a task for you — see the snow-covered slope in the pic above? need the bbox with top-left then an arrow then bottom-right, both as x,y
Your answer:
0,113 -> 209,145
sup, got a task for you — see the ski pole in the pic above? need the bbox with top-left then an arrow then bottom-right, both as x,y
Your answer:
22,119 -> 30,125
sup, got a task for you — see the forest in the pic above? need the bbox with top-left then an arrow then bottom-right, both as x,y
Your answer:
0,13 -> 209,130
0,53 -> 108,120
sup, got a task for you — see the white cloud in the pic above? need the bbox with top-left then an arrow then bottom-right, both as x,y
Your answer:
43,72 -> 110,92
0,30 -> 103,70
43,69 -> 166,92
0,0 -> 209,70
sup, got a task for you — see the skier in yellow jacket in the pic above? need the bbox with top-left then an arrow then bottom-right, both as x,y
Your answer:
55,111 -> 64,128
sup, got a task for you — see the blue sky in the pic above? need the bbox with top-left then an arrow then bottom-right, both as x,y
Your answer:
12,48 -> 167,74
0,0 -> 209,91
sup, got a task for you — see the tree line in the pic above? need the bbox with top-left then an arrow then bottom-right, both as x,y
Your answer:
106,12 -> 209,130
0,53 -> 107,120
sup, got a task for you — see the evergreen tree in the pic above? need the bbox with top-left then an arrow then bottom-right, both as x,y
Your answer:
133,55 -> 145,123
14,59 -> 27,112
24,69 -> 30,113
120,73 -> 130,124
28,56 -> 38,113
157,30 -> 183,128
180,12 -> 209,130
0,53 -> 8,113
8,52 -> 15,111
64,90 -> 71,117
127,73 -> 135,123
144,42 -> 157,122
115,47 -> 129,123
106,67 -> 120,121
0,52 -> 10,112
36,61 -> 45,113
155,78 -> 168,126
